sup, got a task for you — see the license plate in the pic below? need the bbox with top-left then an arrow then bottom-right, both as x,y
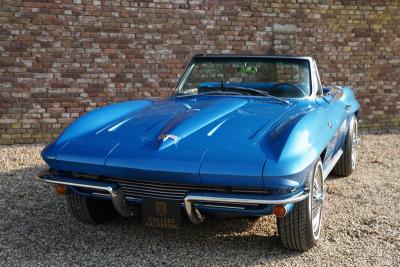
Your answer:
142,198 -> 181,229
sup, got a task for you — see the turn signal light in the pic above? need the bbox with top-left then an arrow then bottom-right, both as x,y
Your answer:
55,184 -> 66,195
273,205 -> 287,218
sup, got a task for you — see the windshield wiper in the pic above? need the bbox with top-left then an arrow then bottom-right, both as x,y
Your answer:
223,84 -> 290,105
176,84 -> 290,105
175,90 -> 242,98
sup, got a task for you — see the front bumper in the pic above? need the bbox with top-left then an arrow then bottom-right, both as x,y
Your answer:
37,169 -> 135,217
37,169 -> 309,223
184,190 -> 309,223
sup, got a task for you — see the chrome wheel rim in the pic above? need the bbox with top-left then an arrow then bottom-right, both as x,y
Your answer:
311,162 -> 324,239
351,119 -> 358,169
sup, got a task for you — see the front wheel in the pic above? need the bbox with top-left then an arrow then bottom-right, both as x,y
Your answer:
66,191 -> 119,224
277,159 -> 325,251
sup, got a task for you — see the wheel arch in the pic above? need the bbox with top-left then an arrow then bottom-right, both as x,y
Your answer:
319,147 -> 328,166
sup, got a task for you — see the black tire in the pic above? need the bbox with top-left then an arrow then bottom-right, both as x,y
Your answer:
332,116 -> 358,177
66,191 -> 119,224
277,159 -> 324,251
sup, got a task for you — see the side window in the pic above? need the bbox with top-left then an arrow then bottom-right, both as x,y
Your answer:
314,61 -> 323,96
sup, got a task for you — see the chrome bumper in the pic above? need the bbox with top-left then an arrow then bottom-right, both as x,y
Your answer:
184,191 -> 309,224
37,169 -> 309,223
37,169 -> 135,217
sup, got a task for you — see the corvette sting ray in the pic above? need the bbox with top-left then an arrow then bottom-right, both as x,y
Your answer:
37,55 -> 359,251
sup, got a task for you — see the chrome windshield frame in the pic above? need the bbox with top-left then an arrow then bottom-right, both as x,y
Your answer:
174,55 -> 319,99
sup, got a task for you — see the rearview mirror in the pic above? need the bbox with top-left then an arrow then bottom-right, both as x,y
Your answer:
238,65 -> 258,74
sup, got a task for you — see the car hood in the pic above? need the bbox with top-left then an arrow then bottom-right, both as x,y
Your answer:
50,96 -> 295,186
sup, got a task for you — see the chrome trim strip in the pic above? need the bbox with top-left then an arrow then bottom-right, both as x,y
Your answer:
121,186 -> 186,195
184,191 -> 309,224
125,196 -> 143,201
121,190 -> 183,200
107,177 -> 198,187
120,185 -> 187,194
323,149 -> 343,179
106,177 -> 265,193
185,192 -> 309,205
39,176 -> 115,193
37,169 -> 134,217
92,192 -> 110,197
198,204 -> 246,210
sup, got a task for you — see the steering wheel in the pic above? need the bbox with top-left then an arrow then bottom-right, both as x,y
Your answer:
268,83 -> 307,98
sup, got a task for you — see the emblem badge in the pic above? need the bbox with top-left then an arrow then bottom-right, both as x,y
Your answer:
155,200 -> 167,217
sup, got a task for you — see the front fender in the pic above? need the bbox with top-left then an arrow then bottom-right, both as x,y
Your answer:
55,100 -> 152,145
41,100 -> 152,164
262,87 -> 359,180
262,105 -> 334,178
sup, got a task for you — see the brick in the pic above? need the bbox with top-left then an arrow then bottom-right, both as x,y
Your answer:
47,108 -> 64,115
0,1 -> 399,144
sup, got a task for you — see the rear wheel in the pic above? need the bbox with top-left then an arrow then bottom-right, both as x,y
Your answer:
277,159 -> 325,251
66,191 -> 119,224
332,116 -> 358,177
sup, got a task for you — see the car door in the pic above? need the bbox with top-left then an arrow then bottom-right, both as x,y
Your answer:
313,62 -> 347,169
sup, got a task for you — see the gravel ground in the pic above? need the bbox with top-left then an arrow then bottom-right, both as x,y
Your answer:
0,133 -> 399,266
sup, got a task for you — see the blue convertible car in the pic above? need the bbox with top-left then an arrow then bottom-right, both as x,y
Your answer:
38,55 -> 359,251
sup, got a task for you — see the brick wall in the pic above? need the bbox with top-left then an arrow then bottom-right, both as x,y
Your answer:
1,0 -> 399,144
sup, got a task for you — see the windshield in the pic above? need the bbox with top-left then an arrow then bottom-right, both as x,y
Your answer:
176,58 -> 311,98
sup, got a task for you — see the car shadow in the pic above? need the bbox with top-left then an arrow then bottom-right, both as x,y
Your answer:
325,173 -> 345,180
1,165 -> 306,265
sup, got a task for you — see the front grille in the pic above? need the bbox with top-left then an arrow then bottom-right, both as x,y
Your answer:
55,170 -> 268,201
102,177 -> 267,201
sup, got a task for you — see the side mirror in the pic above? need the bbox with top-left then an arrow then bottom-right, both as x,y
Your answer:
323,86 -> 343,103
334,88 -> 344,100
